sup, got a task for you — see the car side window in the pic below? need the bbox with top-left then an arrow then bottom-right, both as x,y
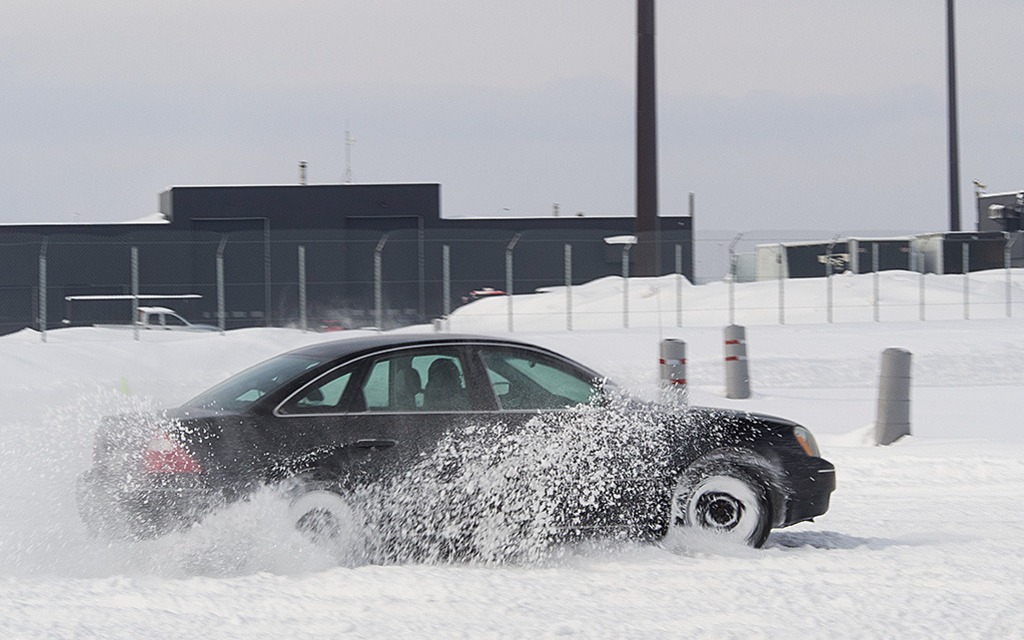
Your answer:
278,369 -> 353,414
362,350 -> 469,412
481,348 -> 599,410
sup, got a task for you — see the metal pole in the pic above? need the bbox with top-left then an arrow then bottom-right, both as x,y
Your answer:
963,242 -> 970,320
873,243 -> 880,322
38,239 -> 47,343
217,235 -> 227,334
565,243 -> 573,331
825,236 -> 839,324
131,246 -> 139,342
675,243 -> 682,327
506,233 -> 522,332
946,0 -> 962,232
298,245 -> 307,333
375,233 -> 389,330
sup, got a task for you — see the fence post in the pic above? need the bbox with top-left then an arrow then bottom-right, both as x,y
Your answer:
675,243 -> 683,327
916,246 -> 926,321
875,348 -> 912,445
963,242 -> 970,320
777,243 -> 785,325
38,239 -> 47,343
659,338 -> 687,405
564,243 -> 573,331
217,235 -> 227,334
621,244 -> 631,329
298,245 -> 307,333
724,325 -> 751,399
375,233 -> 389,329
131,246 -> 139,342
1007,233 -> 1016,318
506,233 -> 521,332
873,242 -> 880,322
728,233 -> 743,326
442,243 -> 451,331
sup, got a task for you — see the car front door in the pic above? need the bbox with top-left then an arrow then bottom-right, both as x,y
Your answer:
270,345 -> 499,487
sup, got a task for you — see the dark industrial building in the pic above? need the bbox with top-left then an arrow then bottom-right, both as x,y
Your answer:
0,183 -> 694,334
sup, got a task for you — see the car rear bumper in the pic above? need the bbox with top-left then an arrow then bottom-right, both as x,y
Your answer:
76,468 -> 222,539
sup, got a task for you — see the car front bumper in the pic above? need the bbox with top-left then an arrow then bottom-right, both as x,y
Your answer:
781,455 -> 836,526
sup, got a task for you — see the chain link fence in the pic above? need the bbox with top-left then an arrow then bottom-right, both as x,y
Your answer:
3,229 -> 1021,340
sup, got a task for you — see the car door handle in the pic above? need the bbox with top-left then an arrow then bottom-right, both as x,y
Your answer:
351,439 -> 398,450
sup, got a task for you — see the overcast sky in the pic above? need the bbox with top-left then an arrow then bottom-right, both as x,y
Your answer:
2,1 -> 1022,235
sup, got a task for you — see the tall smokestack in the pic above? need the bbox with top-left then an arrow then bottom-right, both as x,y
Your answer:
635,0 -> 659,276
946,0 -> 961,232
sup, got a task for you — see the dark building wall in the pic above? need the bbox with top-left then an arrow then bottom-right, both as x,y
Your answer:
1,183 -> 694,333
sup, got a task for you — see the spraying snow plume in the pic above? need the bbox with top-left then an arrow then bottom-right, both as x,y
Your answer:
354,398 -> 677,565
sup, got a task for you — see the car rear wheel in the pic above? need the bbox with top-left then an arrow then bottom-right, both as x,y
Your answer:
289,486 -> 361,548
670,461 -> 771,548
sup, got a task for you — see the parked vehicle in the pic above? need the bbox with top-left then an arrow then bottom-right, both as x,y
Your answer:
135,306 -> 218,331
461,287 -> 507,304
77,334 -> 835,552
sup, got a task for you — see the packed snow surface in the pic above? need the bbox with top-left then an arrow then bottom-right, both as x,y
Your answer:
2,270 -> 1023,638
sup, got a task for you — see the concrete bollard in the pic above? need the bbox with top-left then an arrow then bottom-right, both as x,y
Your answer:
874,348 -> 912,445
724,325 -> 751,399
659,339 -> 687,404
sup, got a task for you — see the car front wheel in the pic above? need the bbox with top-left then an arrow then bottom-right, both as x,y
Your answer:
670,461 -> 771,548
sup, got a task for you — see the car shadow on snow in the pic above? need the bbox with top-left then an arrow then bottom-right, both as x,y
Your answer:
766,530 -> 904,551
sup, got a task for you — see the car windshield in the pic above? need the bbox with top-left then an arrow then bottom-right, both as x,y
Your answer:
184,354 -> 322,412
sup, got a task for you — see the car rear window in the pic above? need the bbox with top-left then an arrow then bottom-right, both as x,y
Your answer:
184,354 -> 322,412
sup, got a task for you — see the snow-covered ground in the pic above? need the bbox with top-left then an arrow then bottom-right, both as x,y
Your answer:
1,271 -> 1022,638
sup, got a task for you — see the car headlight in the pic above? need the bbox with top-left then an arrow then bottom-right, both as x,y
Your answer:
792,426 -> 821,457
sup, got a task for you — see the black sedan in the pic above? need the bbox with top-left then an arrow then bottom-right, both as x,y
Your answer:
77,334 -> 835,556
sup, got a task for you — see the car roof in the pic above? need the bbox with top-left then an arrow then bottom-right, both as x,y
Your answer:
285,333 -> 564,362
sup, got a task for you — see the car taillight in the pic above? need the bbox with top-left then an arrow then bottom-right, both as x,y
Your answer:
144,433 -> 202,473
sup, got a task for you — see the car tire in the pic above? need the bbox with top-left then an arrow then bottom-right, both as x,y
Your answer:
670,459 -> 772,548
289,485 -> 360,547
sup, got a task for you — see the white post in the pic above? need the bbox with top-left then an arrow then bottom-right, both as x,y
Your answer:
875,348 -> 912,445
724,325 -> 751,399
659,338 -> 687,405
